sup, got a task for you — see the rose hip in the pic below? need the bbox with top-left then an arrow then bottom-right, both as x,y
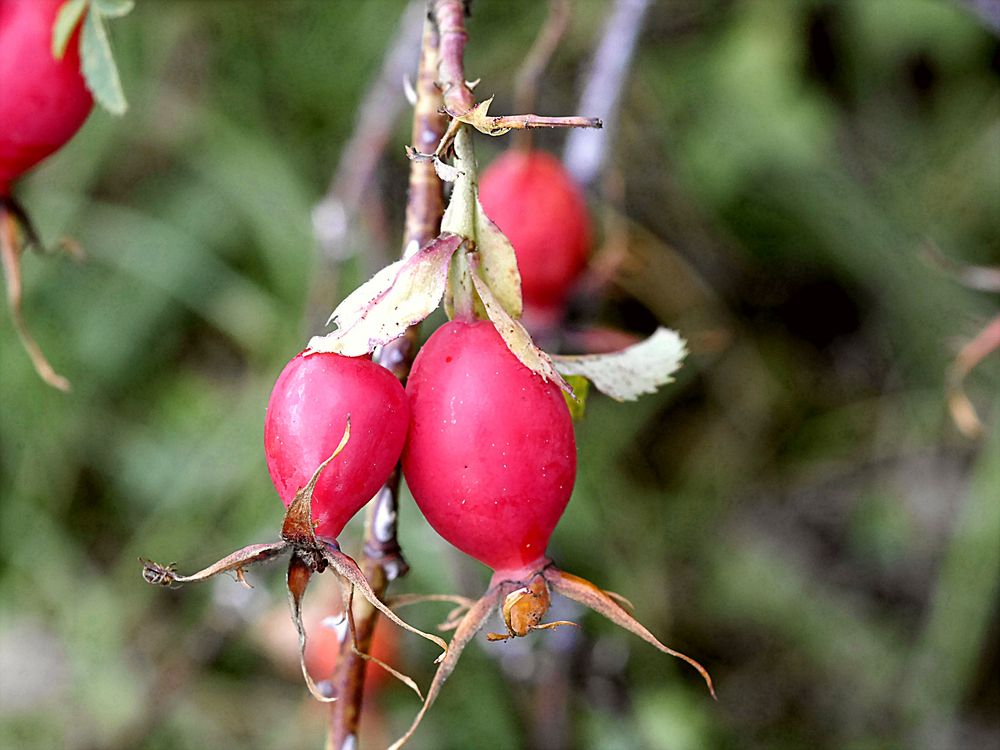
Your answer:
265,351 -> 410,539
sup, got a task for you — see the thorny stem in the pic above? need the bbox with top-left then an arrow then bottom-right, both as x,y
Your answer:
434,0 -> 476,115
478,112 -> 601,132
326,13 -> 447,750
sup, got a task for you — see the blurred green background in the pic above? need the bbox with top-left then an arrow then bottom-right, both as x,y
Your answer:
1,1 -> 998,748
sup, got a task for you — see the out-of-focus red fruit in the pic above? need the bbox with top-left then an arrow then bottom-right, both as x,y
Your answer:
264,352 -> 410,539
0,0 -> 93,196
478,150 -> 590,322
253,595 -> 399,695
403,321 -> 577,576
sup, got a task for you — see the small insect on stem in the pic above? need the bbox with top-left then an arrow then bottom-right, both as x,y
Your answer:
139,559 -> 179,587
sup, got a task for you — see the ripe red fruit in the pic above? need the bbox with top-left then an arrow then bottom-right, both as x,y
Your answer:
0,0 -> 93,196
478,150 -> 590,322
403,320 -> 576,575
392,321 -> 713,749
264,352 -> 410,539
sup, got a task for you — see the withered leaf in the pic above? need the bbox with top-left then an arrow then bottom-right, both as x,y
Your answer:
553,327 -> 687,401
308,233 -> 463,356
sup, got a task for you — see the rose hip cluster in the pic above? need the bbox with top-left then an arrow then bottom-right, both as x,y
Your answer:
256,319 -> 712,748
141,66 -> 705,745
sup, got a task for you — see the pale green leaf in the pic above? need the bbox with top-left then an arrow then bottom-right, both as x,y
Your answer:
93,0 -> 134,18
553,327 -> 687,401
441,127 -> 479,319
307,233 -> 463,356
52,0 -> 88,60
468,254 -> 571,393
81,9 -> 128,115
474,196 -> 522,318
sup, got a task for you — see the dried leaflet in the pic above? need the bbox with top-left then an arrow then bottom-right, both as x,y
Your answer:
553,326 -> 687,401
308,233 -> 463,356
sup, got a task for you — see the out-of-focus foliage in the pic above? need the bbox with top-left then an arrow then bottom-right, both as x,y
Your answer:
1,1 -> 997,749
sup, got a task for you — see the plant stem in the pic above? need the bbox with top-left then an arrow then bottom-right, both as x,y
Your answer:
325,14 -> 447,750
445,125 -> 478,321
433,0 -> 482,322
434,0 -> 476,115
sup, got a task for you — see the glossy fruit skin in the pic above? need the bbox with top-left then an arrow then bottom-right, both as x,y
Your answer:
0,0 -> 93,196
264,352 -> 410,539
478,150 -> 590,319
403,321 -> 576,574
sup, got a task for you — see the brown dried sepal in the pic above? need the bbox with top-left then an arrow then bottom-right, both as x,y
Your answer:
947,314 -> 1000,439
0,197 -> 73,391
387,562 -> 715,749
543,566 -> 716,699
486,574 -> 577,641
140,418 -> 446,703
388,581 -> 516,750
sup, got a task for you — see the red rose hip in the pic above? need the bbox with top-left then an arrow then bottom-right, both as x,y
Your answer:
264,352 -> 410,539
0,0 -> 93,195
478,150 -> 590,321
403,320 -> 576,575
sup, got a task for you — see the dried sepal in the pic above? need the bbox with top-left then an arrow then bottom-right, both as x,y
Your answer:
307,233 -> 464,357
404,146 -> 463,182
387,582 -> 515,750
487,575 -> 578,641
544,567 -> 715,698
448,96 -> 513,137
0,202 -> 71,391
389,593 -> 477,633
340,586 -> 424,701
286,553 -> 337,703
320,540 -> 448,657
280,418 -> 352,548
468,252 -> 571,393
139,542 -> 289,588
947,314 -> 1000,439
552,327 -> 687,402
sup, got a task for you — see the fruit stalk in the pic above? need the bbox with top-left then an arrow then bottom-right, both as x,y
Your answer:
325,13 -> 447,750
